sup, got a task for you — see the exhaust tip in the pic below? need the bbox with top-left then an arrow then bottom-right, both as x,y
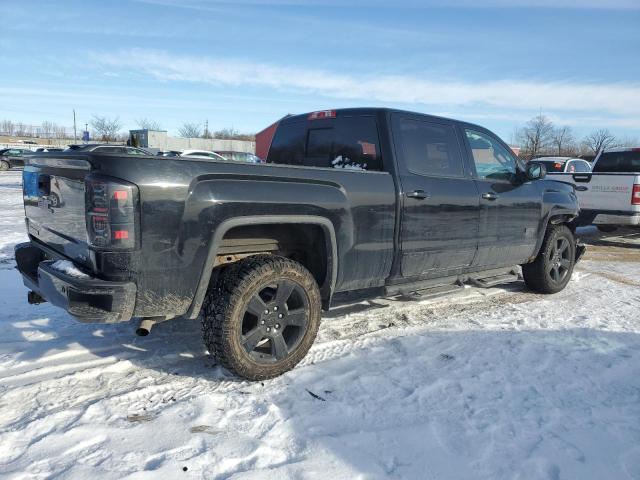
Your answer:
136,318 -> 156,336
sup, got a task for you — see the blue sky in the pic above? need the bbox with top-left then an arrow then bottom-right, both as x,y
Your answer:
1,0 -> 639,142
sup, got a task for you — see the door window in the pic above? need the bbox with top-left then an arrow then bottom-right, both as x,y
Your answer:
396,118 -> 464,177
95,146 -> 126,154
566,160 -> 590,173
125,147 -> 146,156
466,130 -> 517,181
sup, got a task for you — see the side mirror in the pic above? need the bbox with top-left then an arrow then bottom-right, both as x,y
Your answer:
525,162 -> 546,181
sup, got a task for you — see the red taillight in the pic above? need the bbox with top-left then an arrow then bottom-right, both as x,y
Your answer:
631,148 -> 640,152
632,184 -> 640,205
308,110 -> 336,120
86,176 -> 138,250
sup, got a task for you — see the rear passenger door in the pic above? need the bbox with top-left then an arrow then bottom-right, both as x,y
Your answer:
392,114 -> 480,278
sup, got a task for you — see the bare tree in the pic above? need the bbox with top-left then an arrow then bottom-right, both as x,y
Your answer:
551,126 -> 574,156
516,114 -> 555,159
136,118 -> 163,131
53,125 -> 68,139
213,127 -> 256,141
1,120 -> 14,136
41,121 -> 56,138
583,129 -> 616,155
91,115 -> 123,142
178,122 -> 202,138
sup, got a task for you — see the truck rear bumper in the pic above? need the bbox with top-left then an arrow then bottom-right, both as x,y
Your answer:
14,242 -> 136,323
577,210 -> 640,226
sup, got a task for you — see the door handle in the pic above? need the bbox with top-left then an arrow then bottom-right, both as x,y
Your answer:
406,190 -> 430,200
481,192 -> 498,201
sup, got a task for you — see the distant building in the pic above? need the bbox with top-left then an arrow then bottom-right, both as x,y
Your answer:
509,145 -> 521,156
255,115 -> 293,160
129,129 -> 255,154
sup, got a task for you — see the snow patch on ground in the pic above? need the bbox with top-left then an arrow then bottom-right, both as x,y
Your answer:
0,171 -> 28,268
1,170 -> 639,479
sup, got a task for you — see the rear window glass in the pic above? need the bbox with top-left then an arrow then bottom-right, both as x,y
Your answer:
267,116 -> 382,171
537,160 -> 565,173
593,151 -> 640,173
394,118 -> 464,177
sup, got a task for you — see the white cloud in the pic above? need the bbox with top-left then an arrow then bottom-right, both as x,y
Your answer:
93,49 -> 640,120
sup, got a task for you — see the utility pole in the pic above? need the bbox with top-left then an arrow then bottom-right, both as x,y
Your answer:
73,109 -> 77,141
204,119 -> 209,139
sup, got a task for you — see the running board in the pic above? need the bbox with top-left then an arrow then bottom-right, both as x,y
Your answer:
385,266 -> 521,298
398,283 -> 464,299
468,273 -> 520,288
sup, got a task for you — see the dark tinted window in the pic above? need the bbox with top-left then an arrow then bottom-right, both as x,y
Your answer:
593,151 -> 640,173
536,160 -> 565,173
267,116 -> 382,171
267,121 -> 306,166
95,146 -> 126,154
395,118 -> 464,177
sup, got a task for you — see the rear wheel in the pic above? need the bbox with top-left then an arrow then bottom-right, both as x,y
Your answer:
49,193 -> 61,208
522,224 -> 576,294
200,255 -> 321,380
0,160 -> 9,171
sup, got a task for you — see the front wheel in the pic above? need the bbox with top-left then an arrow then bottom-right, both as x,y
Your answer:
522,224 -> 576,294
0,160 -> 9,171
200,255 -> 321,380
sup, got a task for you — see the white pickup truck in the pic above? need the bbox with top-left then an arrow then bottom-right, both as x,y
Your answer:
544,148 -> 640,228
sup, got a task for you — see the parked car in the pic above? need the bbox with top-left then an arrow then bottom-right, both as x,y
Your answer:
15,108 -> 583,380
533,156 -> 591,173
64,144 -> 152,155
156,150 -> 182,157
215,151 -> 263,163
545,147 -> 640,229
181,149 -> 227,161
0,148 -> 32,170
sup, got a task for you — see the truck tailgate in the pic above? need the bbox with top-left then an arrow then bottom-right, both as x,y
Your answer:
23,156 -> 93,270
547,172 -> 640,212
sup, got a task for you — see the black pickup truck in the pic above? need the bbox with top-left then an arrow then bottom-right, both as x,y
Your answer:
15,108 -> 583,380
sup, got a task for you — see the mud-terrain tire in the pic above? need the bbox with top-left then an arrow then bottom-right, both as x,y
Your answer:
200,255 -> 321,380
522,224 -> 576,294
0,160 -> 9,171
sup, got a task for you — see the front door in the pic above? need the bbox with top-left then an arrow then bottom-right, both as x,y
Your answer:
392,114 -> 481,278
462,128 -> 542,267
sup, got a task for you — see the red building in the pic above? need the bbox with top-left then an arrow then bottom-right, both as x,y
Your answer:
255,116 -> 289,161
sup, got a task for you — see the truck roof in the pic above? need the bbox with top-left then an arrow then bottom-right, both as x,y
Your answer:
281,107 -> 486,131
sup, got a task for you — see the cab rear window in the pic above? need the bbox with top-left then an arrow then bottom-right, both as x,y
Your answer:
267,116 -> 383,171
593,151 -> 640,173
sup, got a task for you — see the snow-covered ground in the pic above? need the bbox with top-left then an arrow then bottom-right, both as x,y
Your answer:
1,169 -> 639,479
